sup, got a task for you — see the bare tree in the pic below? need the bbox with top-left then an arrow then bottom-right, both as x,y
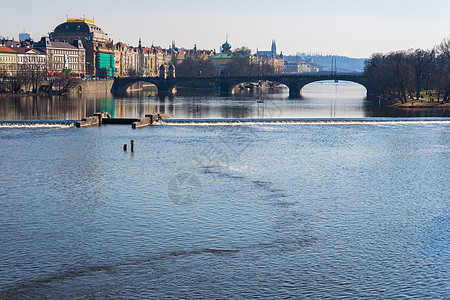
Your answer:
0,70 -> 7,92
365,53 -> 392,99
28,67 -> 48,93
408,48 -> 435,100
365,51 -> 413,103
222,47 -> 276,77
175,57 -> 216,77
49,70 -> 79,95
19,62 -> 47,93
435,38 -> 450,102
365,37 -> 450,103
6,65 -> 29,93
390,51 -> 414,103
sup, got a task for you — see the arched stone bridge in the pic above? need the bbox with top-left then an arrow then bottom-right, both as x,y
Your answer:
111,74 -> 369,98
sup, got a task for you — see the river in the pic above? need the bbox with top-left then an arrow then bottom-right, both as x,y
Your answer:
0,82 -> 449,299
1,81 -> 448,120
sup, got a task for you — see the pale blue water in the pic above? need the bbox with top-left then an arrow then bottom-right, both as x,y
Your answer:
0,120 -> 449,299
0,83 -> 449,299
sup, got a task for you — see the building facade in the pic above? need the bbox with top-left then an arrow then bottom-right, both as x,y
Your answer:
34,37 -> 85,75
0,46 -> 17,76
114,41 -> 175,78
142,46 -> 166,77
51,17 -> 114,77
255,40 -> 284,74
14,47 -> 47,71
19,32 -> 31,42
211,39 -> 233,75
284,60 -> 320,74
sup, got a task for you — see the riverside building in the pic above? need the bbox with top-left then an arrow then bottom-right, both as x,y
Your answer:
34,37 -> 86,75
51,17 -> 115,77
0,46 -> 17,76
14,48 -> 47,71
211,39 -> 234,75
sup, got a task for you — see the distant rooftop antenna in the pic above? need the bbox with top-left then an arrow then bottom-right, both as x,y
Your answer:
331,57 -> 333,75
335,58 -> 337,75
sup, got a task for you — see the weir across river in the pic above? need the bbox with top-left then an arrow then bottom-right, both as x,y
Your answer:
76,112 -> 164,129
110,73 -> 369,98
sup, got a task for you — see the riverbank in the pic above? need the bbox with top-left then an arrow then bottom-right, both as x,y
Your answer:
392,101 -> 450,108
0,79 -> 114,96
389,91 -> 449,108
0,92 -> 49,97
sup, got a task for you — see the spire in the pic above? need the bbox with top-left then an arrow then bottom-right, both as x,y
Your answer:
221,35 -> 231,53
138,37 -> 142,49
271,40 -> 276,57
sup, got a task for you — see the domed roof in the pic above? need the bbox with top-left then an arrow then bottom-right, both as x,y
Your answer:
52,18 -> 108,43
54,21 -> 104,35
222,41 -> 231,53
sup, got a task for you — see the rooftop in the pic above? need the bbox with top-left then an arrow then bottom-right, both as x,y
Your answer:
10,47 -> 45,54
66,17 -> 95,24
0,46 -> 17,53
212,52 -> 233,59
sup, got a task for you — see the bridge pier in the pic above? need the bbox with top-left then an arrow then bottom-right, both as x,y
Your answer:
285,82 -> 303,99
110,81 -> 128,95
288,86 -> 301,98
219,81 -> 232,96
157,84 -> 170,96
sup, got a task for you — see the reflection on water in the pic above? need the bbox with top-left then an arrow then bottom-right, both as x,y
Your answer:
0,81 -> 448,120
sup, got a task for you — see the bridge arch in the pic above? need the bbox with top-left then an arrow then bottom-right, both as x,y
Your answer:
218,75 -> 369,98
275,75 -> 369,98
300,79 -> 368,93
111,74 -> 369,98
299,80 -> 368,101
225,80 -> 288,96
111,77 -> 176,95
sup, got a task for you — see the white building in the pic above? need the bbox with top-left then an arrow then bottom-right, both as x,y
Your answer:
34,37 -> 86,75
14,47 -> 47,71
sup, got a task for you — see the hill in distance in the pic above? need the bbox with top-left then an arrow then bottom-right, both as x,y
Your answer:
285,54 -> 367,73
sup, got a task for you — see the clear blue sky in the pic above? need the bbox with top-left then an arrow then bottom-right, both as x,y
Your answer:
2,0 -> 449,58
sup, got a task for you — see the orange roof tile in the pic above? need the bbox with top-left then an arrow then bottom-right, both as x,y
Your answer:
0,46 -> 17,54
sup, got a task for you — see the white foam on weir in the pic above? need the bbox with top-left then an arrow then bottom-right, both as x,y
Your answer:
160,118 -> 450,126
0,122 -> 74,129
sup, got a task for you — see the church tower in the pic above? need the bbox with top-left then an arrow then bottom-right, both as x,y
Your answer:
271,40 -> 277,57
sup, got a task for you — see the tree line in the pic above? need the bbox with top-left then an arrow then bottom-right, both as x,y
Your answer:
365,38 -> 450,103
0,64 -> 79,95
174,47 -> 276,78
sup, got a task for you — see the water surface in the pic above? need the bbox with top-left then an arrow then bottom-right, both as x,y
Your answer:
1,81 -> 448,120
0,82 -> 449,299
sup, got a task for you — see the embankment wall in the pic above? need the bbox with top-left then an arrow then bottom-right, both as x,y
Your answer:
73,79 -> 114,94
